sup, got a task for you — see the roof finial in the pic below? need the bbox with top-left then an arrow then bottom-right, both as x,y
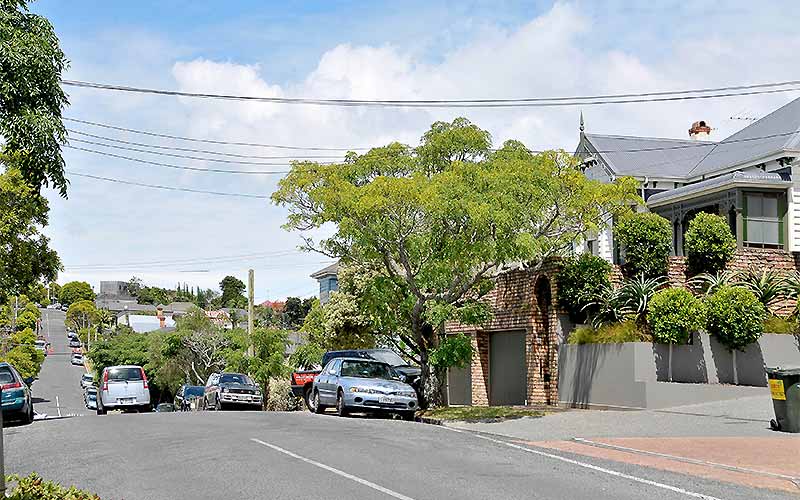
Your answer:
579,111 -> 585,133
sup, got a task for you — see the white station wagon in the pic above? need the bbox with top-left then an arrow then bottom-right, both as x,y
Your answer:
97,365 -> 151,415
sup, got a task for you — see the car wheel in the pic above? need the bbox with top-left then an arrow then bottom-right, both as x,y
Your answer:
311,389 -> 325,414
96,405 -> 106,415
303,387 -> 314,411
20,402 -> 33,425
215,397 -> 222,412
336,390 -> 349,417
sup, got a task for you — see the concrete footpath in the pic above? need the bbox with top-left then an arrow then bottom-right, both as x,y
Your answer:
447,395 -> 800,494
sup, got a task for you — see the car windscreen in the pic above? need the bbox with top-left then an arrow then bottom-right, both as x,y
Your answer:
82,374 -> 93,380
107,367 -> 143,381
365,350 -> 406,367
220,374 -> 253,385
185,386 -> 205,397
340,361 -> 394,379
0,368 -> 15,385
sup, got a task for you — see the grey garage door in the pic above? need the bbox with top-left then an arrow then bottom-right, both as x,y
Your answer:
489,331 -> 527,406
447,365 -> 472,406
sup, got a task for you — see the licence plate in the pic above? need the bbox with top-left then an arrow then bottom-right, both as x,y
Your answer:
379,396 -> 394,404
118,398 -> 135,404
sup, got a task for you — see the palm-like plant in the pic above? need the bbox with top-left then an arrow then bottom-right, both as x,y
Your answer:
735,267 -> 788,310
782,270 -> 800,301
618,274 -> 667,323
582,284 -> 630,329
688,270 -> 739,296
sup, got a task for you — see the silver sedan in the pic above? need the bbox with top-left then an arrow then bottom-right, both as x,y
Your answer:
310,358 -> 418,420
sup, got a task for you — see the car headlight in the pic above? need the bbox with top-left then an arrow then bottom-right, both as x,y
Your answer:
254,390 -> 261,396
398,391 -> 416,398
221,387 -> 229,393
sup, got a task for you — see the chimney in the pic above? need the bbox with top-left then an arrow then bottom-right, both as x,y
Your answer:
689,120 -> 712,140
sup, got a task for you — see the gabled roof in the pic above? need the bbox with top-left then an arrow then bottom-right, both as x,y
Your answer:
310,262 -> 339,279
581,96 -> 800,181
582,134 -> 715,179
687,97 -> 800,178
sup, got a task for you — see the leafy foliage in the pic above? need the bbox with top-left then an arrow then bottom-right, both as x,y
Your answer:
556,253 -> 612,322
582,284 -> 628,329
0,165 -> 60,302
688,270 -> 738,296
282,296 -> 314,328
1,327 -> 44,379
567,321 -> 647,344
647,287 -> 704,344
66,300 -> 98,332
219,275 -> 246,308
59,281 -> 94,307
273,117 -> 638,406
247,327 -> 290,409
735,268 -> 788,310
6,473 -> 99,500
684,212 -> 736,275
618,274 -> 667,323
288,341 -> 324,369
429,333 -> 473,369
0,1 -> 69,195
583,275 -> 665,328
762,315 -> 798,335
614,212 -> 672,279
704,286 -> 766,350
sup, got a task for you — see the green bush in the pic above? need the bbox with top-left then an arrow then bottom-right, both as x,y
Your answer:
762,316 -> 798,335
704,286 -> 766,350
266,378 -> 303,411
684,212 -> 736,275
556,253 -> 612,322
647,287 -> 703,344
614,213 -> 672,279
567,321 -> 648,344
429,333 -> 473,369
6,473 -> 99,500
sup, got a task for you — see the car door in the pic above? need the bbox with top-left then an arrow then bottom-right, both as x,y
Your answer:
319,360 -> 341,404
205,374 -> 220,405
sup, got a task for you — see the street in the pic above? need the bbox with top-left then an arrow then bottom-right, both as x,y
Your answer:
4,312 -> 795,500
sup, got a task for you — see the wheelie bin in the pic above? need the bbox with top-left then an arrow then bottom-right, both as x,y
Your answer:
766,366 -> 800,433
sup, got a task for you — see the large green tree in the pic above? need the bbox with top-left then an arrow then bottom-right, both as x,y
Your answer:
218,275 -> 246,308
0,163 -> 60,302
59,280 -> 94,306
0,0 -> 69,195
273,117 -> 638,406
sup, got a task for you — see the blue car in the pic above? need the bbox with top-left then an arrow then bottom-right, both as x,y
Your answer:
0,362 -> 34,425
310,358 -> 418,420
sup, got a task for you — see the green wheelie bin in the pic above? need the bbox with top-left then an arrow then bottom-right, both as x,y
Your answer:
766,366 -> 800,433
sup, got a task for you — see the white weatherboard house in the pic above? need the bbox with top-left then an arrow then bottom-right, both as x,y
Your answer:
575,97 -> 800,261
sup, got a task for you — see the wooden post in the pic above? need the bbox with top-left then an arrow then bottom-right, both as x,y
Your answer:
247,269 -> 255,357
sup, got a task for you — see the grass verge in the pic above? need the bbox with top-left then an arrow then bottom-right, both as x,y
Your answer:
422,406 -> 545,422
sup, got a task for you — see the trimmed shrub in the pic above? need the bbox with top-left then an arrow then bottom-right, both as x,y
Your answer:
614,212 -> 672,279
647,287 -> 703,344
684,212 -> 736,275
6,473 -> 99,499
704,286 -> 766,350
557,253 -> 612,322
567,321 -> 648,344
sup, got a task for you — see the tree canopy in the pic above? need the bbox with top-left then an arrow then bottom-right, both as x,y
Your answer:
219,275 -> 246,308
0,0 -> 69,195
59,281 -> 95,306
273,117 -> 638,406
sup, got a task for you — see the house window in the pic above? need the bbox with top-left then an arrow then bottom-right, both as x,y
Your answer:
743,192 -> 785,248
586,239 -> 597,256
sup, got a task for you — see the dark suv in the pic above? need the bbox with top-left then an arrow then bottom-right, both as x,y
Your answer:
203,372 -> 262,411
174,384 -> 205,411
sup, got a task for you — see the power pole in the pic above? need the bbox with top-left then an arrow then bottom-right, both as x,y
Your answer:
247,269 -> 255,357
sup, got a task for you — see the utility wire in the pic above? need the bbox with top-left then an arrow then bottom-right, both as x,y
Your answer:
64,249 -> 302,269
65,170 -> 269,199
61,79 -> 800,107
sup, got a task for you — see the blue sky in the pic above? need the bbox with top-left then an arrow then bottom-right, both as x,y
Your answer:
27,0 -> 800,301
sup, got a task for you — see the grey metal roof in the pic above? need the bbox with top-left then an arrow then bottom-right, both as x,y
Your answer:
687,97 -> 800,178
647,171 -> 791,206
310,262 -> 339,279
583,133 -> 715,179
95,299 -> 156,313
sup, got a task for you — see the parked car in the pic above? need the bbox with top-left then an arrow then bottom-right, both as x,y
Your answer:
291,349 -> 421,409
68,339 -> 81,349
203,372 -> 262,411
310,358 -> 417,420
60,305 -> 68,311
71,353 -> 84,366
34,339 -> 48,357
85,386 -> 98,410
0,362 -> 34,425
96,365 -> 151,415
155,403 -> 176,413
174,384 -> 205,411
80,373 -> 94,389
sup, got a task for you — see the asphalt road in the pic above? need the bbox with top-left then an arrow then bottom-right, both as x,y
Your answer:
32,309 -> 89,418
6,311 -> 794,499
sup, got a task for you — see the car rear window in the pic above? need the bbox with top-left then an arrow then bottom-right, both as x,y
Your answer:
0,368 -> 15,385
185,386 -> 205,397
107,367 -> 143,381
220,373 -> 252,385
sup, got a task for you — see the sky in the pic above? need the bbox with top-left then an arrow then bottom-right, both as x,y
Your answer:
28,0 -> 800,302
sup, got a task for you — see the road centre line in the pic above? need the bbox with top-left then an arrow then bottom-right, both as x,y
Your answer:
439,427 -> 722,500
250,438 -> 416,500
573,437 -> 800,483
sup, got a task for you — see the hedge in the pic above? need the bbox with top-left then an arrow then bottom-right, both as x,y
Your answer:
704,286 -> 765,350
647,287 -> 703,344
556,253 -> 612,322
684,212 -> 736,275
614,212 -> 672,279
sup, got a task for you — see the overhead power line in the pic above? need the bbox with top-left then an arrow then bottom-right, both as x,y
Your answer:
64,249 -> 302,269
61,79 -> 800,107
65,170 -> 269,199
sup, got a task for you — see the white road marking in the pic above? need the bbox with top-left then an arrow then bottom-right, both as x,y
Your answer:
441,427 -> 722,500
55,396 -> 62,417
251,438 -> 416,500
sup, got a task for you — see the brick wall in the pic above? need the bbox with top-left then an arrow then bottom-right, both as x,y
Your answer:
446,260 -> 563,406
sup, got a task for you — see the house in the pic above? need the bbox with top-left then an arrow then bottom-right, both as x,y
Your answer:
158,302 -> 196,315
575,97 -> 800,260
310,262 -> 339,304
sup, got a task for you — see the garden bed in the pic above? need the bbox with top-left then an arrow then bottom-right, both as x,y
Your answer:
422,406 -> 545,423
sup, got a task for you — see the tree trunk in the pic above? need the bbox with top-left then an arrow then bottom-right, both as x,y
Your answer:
417,323 -> 448,409
262,380 -> 270,411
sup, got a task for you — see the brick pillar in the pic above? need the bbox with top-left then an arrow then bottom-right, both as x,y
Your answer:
470,332 -> 490,406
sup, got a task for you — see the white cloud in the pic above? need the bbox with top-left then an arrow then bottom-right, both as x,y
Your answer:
50,1 -> 800,298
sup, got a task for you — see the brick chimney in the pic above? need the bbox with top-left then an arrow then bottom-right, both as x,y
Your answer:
689,120 -> 712,140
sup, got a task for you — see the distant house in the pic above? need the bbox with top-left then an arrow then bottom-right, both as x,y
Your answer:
310,262 -> 339,304
123,314 -> 176,333
97,299 -> 155,315
158,302 -> 196,316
